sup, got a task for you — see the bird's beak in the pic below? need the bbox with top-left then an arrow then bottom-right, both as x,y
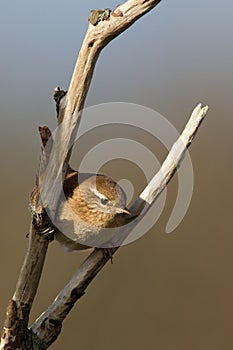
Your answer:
121,208 -> 131,215
114,207 -> 131,215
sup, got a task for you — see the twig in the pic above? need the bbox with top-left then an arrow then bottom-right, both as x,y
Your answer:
131,104 -> 208,215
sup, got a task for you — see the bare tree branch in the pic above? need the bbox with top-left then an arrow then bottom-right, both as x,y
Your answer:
1,2 -> 163,349
1,225 -> 53,350
39,0 -> 162,218
0,1 -> 209,349
131,104 -> 208,215
31,103 -> 208,346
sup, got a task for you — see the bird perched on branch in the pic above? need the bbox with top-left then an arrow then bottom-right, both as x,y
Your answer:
54,168 -> 131,252
31,94 -> 131,257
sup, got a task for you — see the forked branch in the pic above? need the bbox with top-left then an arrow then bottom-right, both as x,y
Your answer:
0,1 -> 209,349
31,103 -> 208,345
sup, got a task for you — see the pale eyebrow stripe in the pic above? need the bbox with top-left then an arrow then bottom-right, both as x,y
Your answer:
91,187 -> 108,200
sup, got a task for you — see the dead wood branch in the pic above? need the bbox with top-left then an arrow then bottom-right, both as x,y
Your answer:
0,1 -> 209,349
31,104 -> 208,345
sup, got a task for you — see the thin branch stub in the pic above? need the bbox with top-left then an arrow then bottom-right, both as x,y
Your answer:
88,8 -> 111,26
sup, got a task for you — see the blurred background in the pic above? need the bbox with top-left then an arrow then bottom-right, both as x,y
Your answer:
0,1 -> 233,349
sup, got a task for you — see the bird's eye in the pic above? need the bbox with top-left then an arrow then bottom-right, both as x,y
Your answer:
100,198 -> 108,206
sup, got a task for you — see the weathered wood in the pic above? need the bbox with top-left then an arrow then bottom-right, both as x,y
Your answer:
1,2 -> 163,349
31,104 -> 208,345
1,225 -> 52,350
39,0 -> 162,222
0,1 -> 210,349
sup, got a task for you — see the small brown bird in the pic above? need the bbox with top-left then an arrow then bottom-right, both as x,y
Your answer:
54,169 -> 130,251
